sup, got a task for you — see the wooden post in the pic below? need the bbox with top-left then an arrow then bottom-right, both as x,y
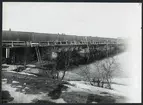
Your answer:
6,48 -> 11,64
12,41 -> 14,47
6,48 -> 10,58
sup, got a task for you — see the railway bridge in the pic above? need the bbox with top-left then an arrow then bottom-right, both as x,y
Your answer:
2,30 -> 126,68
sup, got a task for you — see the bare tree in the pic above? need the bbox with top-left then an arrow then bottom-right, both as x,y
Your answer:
83,61 -> 106,87
61,50 -> 72,80
79,65 -> 94,85
79,56 -> 120,89
51,50 -> 72,81
91,61 -> 103,87
100,56 -> 120,89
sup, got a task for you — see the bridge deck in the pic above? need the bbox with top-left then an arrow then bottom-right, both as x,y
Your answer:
2,41 -> 122,48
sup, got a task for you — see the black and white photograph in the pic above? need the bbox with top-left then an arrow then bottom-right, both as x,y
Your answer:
2,2 -> 142,103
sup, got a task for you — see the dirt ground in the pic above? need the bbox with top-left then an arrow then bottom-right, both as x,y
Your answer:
2,67 -> 127,103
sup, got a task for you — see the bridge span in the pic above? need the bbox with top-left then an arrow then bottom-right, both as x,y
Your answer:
2,30 -> 126,68
2,40 -> 123,48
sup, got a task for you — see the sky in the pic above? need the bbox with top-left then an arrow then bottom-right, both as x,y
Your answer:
2,2 -> 141,38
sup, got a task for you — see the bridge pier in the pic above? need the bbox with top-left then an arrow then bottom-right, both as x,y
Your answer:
5,48 -> 11,64
6,48 -> 10,58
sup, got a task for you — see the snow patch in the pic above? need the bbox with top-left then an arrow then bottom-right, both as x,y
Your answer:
26,64 -> 36,68
92,101 -> 97,103
67,81 -> 126,97
54,98 -> 66,103
2,64 -> 24,71
2,83 -> 46,103
12,81 -> 19,84
4,70 -> 37,76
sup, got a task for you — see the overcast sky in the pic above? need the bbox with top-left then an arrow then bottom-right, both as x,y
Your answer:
3,2 -> 141,38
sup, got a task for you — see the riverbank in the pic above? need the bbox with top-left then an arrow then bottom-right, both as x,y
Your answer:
2,51 -> 134,103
